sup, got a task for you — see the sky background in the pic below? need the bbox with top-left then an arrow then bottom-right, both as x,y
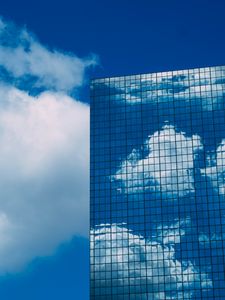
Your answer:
0,0 -> 225,299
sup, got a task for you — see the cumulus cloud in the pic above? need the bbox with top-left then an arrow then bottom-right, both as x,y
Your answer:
0,17 -> 96,92
112,125 -> 202,199
0,17 -> 93,273
201,139 -> 225,195
90,224 -> 212,299
0,84 -> 89,273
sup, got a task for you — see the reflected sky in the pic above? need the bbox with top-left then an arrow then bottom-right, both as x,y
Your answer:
90,66 -> 225,299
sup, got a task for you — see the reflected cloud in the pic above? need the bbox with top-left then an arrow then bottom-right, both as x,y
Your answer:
91,223 -> 212,299
201,139 -> 225,195
154,217 -> 191,245
93,67 -> 225,110
199,232 -> 225,246
111,125 -> 202,199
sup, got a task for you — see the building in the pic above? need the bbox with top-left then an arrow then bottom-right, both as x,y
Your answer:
90,66 -> 225,299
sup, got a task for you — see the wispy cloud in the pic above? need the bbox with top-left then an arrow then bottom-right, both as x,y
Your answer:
0,17 -> 96,93
98,67 -> 225,110
0,17 -> 93,273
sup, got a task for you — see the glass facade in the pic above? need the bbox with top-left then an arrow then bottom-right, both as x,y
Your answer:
90,66 -> 225,299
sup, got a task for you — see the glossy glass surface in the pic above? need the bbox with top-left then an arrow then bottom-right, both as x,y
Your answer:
90,66 -> 225,299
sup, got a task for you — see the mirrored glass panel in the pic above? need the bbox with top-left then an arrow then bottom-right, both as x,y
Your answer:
91,66 -> 225,299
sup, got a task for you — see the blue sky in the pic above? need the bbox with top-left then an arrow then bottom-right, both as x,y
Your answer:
1,0 -> 225,79
0,0 -> 225,299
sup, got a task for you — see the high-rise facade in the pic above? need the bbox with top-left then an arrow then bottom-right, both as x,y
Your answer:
90,66 -> 225,299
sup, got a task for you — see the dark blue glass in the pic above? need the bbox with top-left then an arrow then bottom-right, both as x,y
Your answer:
90,67 -> 225,299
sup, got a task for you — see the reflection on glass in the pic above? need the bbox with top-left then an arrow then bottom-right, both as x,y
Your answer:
91,66 -> 225,299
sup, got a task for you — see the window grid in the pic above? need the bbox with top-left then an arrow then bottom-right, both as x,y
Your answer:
90,66 -> 225,299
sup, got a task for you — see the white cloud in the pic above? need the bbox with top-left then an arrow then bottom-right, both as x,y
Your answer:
0,17 -> 96,92
0,84 -> 89,273
201,139 -> 225,195
112,125 -> 202,199
90,224 -> 212,299
0,16 -> 94,273
107,67 -> 225,110
154,217 -> 191,245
